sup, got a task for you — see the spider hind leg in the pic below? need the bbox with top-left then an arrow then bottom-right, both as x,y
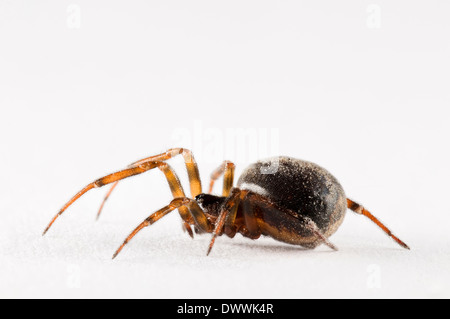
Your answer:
347,198 -> 410,249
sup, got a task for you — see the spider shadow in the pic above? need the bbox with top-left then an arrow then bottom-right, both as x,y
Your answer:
214,238 -> 336,256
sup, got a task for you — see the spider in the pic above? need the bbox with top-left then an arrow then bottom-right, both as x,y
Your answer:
43,148 -> 409,258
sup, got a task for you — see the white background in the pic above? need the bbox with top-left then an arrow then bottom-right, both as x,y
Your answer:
1,1 -> 449,298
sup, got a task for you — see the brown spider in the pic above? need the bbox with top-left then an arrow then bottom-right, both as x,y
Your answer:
43,148 -> 409,258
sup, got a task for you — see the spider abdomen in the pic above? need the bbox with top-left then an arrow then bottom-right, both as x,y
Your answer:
237,156 -> 347,246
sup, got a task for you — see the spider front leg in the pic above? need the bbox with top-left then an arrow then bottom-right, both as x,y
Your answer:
208,161 -> 235,196
43,163 -> 156,235
43,148 -> 202,235
97,161 -> 196,237
96,148 -> 202,219
97,162 -> 188,218
132,148 -> 202,197
112,197 -> 213,259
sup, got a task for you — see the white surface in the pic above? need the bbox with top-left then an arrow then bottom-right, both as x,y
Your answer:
1,1 -> 449,299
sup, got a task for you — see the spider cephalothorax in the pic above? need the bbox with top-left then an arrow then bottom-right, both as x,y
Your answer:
43,148 -> 409,258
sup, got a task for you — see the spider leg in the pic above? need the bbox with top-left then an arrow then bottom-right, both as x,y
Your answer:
112,197 -> 213,259
208,160 -> 235,196
153,161 -> 196,237
97,148 -> 202,219
347,198 -> 410,249
131,148 -> 202,196
96,161 -> 195,237
240,200 -> 261,239
302,217 -> 338,251
96,181 -> 119,220
207,188 -> 248,255
222,190 -> 262,239
44,148 -> 202,235
245,192 -> 338,251
43,163 -> 157,235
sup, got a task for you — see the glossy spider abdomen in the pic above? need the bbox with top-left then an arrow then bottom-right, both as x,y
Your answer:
237,156 -> 347,248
